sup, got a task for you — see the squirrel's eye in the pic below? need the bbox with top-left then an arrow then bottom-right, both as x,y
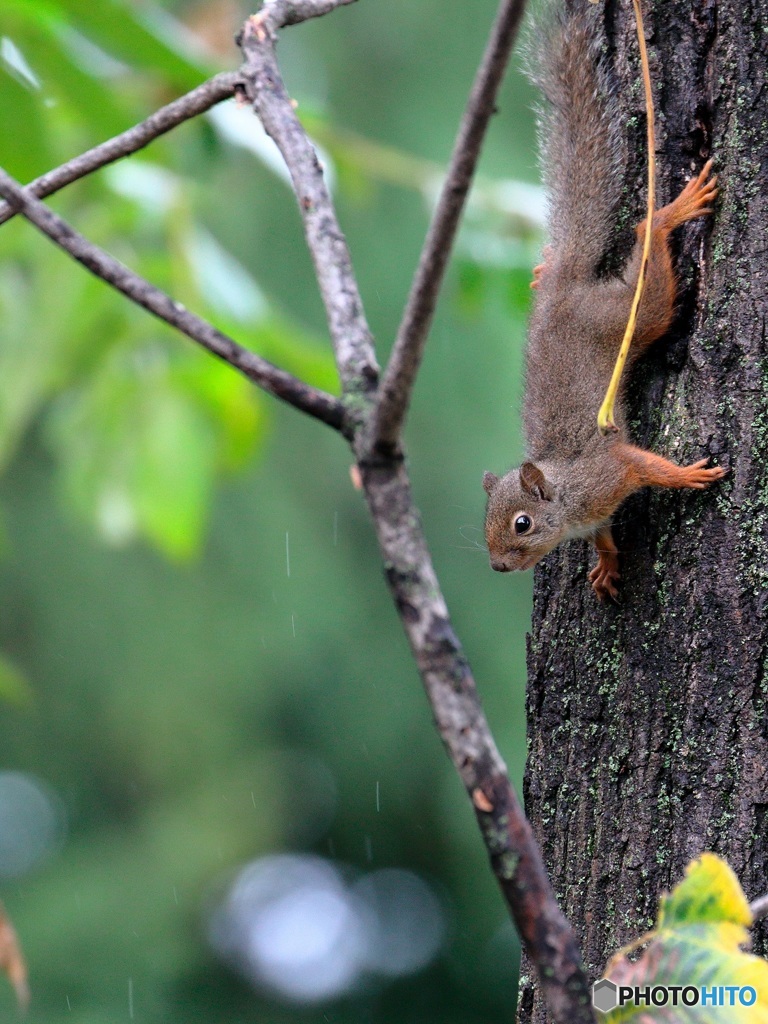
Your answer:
514,514 -> 533,535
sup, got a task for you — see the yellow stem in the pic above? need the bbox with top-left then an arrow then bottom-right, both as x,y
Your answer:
597,0 -> 656,434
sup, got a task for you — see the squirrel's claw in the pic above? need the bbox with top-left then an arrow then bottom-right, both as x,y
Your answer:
658,162 -> 719,230
679,458 -> 727,490
530,245 -> 553,290
589,562 -> 621,602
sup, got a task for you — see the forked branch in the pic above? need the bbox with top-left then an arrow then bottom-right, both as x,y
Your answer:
0,1 -> 594,1019
237,3 -> 593,1021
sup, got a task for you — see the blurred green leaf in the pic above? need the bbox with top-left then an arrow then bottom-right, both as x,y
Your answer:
456,260 -> 487,316
5,0 -> 215,92
0,161 -> 335,557
506,266 -> 537,317
1,17 -> 134,150
130,378 -> 218,560
245,317 -> 339,396
173,355 -> 266,474
0,225 -> 122,473
0,653 -> 33,707
0,59 -> 52,179
46,343 -> 266,560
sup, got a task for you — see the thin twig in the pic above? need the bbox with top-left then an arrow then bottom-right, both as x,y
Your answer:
255,0 -> 358,26
0,72 -> 241,228
751,893 -> 768,922
370,0 -> 528,453
0,168 -> 345,431
237,0 -> 379,403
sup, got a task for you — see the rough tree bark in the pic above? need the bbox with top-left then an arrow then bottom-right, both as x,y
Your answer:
519,0 -> 768,1020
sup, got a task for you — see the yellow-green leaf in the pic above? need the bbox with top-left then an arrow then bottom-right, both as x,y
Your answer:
597,854 -> 768,1022
657,853 -> 751,931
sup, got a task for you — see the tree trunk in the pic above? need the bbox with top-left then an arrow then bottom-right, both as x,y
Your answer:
518,1 -> 768,1020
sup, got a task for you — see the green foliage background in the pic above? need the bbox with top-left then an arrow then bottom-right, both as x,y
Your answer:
0,0 -> 539,1020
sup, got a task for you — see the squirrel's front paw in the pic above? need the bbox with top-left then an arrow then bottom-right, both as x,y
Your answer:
589,562 -> 621,602
680,458 -> 727,490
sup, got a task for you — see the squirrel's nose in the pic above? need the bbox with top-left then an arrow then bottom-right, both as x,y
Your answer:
490,559 -> 511,573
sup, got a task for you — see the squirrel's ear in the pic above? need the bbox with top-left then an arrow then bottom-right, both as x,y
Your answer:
482,471 -> 499,496
520,461 -> 554,501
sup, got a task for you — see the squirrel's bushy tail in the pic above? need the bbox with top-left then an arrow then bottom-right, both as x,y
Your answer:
527,1 -> 623,274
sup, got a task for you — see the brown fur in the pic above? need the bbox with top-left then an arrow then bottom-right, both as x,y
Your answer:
483,7 -> 723,600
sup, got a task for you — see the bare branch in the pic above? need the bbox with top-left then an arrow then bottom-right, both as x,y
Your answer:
255,0 -> 358,26
235,3 -> 592,1018
370,0 -> 528,452
0,168 -> 345,431
751,893 -> 768,922
237,3 -> 379,402
0,72 -> 241,228
361,460 -> 594,1023
0,1 -> 592,1017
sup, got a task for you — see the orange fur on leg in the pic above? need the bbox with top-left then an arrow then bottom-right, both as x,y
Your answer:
618,444 -> 726,491
589,526 -> 620,602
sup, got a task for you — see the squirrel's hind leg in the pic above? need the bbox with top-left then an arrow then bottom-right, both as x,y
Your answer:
654,161 -> 718,233
628,162 -> 718,352
589,526 -> 621,602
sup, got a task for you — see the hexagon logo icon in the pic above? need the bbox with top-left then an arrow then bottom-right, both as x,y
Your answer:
593,979 -> 618,1013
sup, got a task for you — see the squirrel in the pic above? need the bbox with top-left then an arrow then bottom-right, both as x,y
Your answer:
482,2 -> 724,601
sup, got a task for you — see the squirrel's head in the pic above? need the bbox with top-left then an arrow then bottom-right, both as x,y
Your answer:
482,462 -> 564,573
